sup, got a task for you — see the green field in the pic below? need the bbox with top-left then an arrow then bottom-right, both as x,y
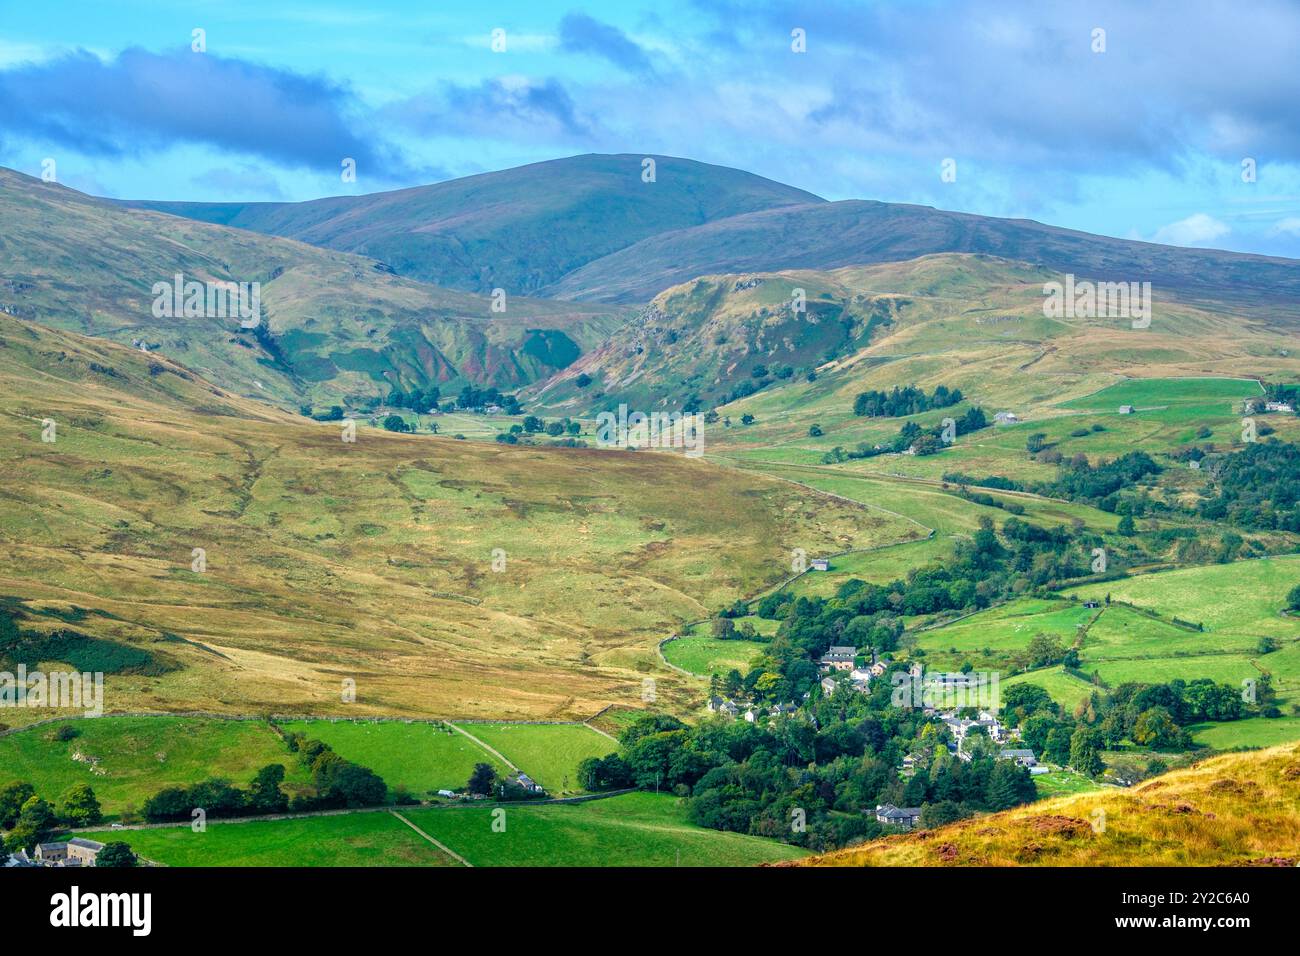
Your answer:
1062,556 -> 1300,641
663,636 -> 767,677
0,717 -> 308,818
1032,769 -> 1102,799
82,809 -> 456,866
454,723 -> 615,793
278,720 -> 508,797
1060,377 -> 1260,412
913,599 -> 1097,665
1000,666 -> 1098,711
402,792 -> 807,867
81,793 -> 804,867
1191,715 -> 1300,749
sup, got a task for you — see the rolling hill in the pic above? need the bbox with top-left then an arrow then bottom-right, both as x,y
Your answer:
0,166 -> 628,410
543,198 -> 1300,310
0,313 -> 916,723
795,743 -> 1300,866
527,254 -> 1300,420
120,154 -> 824,294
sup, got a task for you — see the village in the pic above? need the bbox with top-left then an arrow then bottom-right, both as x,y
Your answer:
703,641 -> 1049,831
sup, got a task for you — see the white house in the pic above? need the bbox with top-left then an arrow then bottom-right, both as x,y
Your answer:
994,411 -> 1019,425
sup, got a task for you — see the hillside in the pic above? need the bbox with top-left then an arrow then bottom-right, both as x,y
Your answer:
0,314 -> 916,723
529,254 -> 1300,421
795,743 -> 1300,866
542,199 -> 1300,311
0,167 -> 627,409
120,154 -> 824,294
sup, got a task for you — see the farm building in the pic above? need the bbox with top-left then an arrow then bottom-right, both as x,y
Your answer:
875,804 -> 923,828
34,838 -> 104,867
819,646 -> 856,671
809,558 -> 830,571
1118,404 -> 1135,414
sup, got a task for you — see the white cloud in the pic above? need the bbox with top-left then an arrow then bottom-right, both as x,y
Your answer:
1151,213 -> 1231,247
1268,216 -> 1300,237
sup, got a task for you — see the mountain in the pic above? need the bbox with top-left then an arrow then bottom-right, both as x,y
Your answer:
541,199 -> 1300,309
0,313 -> 897,721
792,743 -> 1300,866
0,167 -> 627,410
120,154 -> 825,295
526,254 -> 1300,416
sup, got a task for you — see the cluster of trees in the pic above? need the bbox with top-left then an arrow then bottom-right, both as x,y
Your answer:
1198,441 -> 1300,532
1261,383 -> 1300,410
385,385 -> 441,414
822,407 -> 989,463
495,416 -> 583,444
853,384 -> 963,418
944,450 -> 1162,513
454,385 -> 520,414
578,699 -> 1037,851
1,780 -> 103,853
143,764 -> 291,822
465,763 -> 546,800
284,733 -> 388,810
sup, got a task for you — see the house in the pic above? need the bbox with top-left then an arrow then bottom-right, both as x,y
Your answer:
820,675 -> 839,696
994,411 -> 1019,425
999,748 -> 1039,769
849,667 -> 873,686
1118,405 -> 1135,414
436,789 -> 457,798
869,658 -> 892,678
809,558 -> 830,572
706,695 -> 725,713
507,772 -> 545,795
819,645 -> 857,672
742,707 -> 759,723
34,838 -> 104,867
1083,600 -> 1100,609
875,804 -> 923,828
718,700 -> 739,718
1265,401 -> 1295,413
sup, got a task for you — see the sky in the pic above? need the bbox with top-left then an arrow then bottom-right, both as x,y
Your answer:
2,0 -> 1299,257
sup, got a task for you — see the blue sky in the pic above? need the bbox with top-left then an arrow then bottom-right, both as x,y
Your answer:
2,0 -> 1299,256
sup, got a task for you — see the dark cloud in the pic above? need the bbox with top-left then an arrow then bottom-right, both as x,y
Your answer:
387,77 -> 592,141
558,13 -> 656,76
0,47 -> 414,177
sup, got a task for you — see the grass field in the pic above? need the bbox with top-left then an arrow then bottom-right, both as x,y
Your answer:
402,792 -> 807,866
912,599 -> 1096,666
662,636 -> 767,677
82,809 -> 457,866
277,720 -> 508,797
80,792 -> 806,867
0,717 -> 308,817
1032,769 -> 1103,799
453,722 -> 615,793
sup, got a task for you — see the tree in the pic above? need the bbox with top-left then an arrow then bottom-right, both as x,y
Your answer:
5,795 -> 56,852
96,842 -> 137,868
546,421 -> 565,436
575,373 -> 592,388
808,424 -> 823,437
522,416 -> 545,433
711,616 -> 736,640
57,783 -> 103,827
1132,707 -> 1183,750
248,764 -> 288,813
382,414 -> 409,433
467,762 -> 498,796
1069,727 -> 1105,777
1287,584 -> 1300,611
0,780 -> 36,829
740,414 -> 755,425
1117,514 -> 1136,536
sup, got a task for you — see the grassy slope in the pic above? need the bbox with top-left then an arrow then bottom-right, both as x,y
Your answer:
0,167 -> 627,409
83,792 -> 805,867
1,316 -> 913,720
83,810 -> 457,866
799,743 -> 1300,866
0,717 -> 309,818
277,720 -> 508,796
454,723 -> 615,793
